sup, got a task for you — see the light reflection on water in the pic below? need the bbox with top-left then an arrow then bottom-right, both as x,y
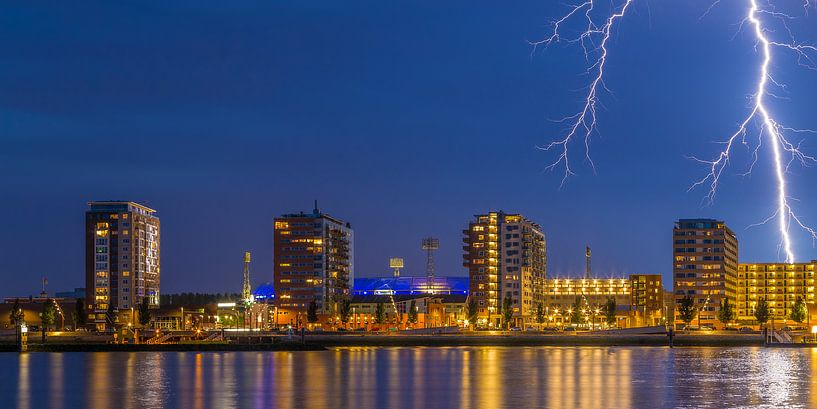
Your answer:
1,347 -> 816,408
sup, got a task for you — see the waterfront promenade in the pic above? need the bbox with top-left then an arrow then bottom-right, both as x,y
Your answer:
0,329 -> 767,351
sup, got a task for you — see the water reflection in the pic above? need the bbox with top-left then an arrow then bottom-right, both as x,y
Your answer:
3,347 -> 817,408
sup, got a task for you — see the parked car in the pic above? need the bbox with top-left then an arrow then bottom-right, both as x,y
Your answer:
700,325 -> 715,331
510,327 -> 522,332
526,327 -> 537,332
739,327 -> 754,333
564,327 -> 577,332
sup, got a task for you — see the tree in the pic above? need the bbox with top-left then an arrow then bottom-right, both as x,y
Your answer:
569,296 -> 583,326
501,295 -> 514,329
407,300 -> 418,325
375,303 -> 386,325
535,303 -> 546,328
755,298 -> 770,328
72,298 -> 86,329
605,297 -> 617,327
790,296 -> 807,324
307,299 -> 319,324
466,298 -> 479,328
677,295 -> 697,329
9,298 -> 24,327
717,298 -> 735,326
339,297 -> 352,327
41,300 -> 56,342
138,297 -> 152,327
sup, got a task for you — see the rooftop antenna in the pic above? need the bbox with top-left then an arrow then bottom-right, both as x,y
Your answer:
313,200 -> 319,214
421,237 -> 439,293
389,258 -> 404,278
242,252 -> 253,304
585,246 -> 592,279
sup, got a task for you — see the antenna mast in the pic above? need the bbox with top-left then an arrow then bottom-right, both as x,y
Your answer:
242,252 -> 253,304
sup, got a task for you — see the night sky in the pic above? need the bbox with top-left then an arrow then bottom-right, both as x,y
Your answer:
2,1 -> 817,296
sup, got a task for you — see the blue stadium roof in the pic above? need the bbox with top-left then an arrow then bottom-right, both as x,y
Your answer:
353,276 -> 468,295
253,282 -> 275,300
253,277 -> 469,299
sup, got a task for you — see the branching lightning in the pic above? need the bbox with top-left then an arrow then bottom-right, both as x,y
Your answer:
690,0 -> 817,263
531,0 -> 634,187
539,0 -> 817,262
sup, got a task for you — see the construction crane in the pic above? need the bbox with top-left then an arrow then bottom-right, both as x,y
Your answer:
421,237 -> 439,293
242,252 -> 253,305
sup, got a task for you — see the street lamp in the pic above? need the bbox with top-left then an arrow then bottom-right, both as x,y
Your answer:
594,308 -> 601,330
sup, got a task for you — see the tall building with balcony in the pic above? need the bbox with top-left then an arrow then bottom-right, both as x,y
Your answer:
463,211 -> 546,327
273,204 -> 353,326
672,219 -> 738,328
85,201 -> 160,331
737,261 -> 817,323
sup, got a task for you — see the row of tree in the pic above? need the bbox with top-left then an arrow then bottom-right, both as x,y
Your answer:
464,295 -> 618,330
305,297 -> 421,327
8,296 -> 155,336
675,295 -> 809,328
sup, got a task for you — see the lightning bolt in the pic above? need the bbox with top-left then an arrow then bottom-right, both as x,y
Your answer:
540,1 -> 817,263
531,0 -> 634,187
691,0 -> 817,263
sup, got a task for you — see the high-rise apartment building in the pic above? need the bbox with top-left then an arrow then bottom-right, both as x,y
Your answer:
737,261 -> 817,323
672,219 -> 738,328
273,204 -> 353,326
85,201 -> 160,331
463,211 -> 546,327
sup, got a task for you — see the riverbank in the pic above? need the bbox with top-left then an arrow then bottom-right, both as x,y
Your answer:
305,333 -> 764,347
0,332 -> 768,351
0,341 -> 326,352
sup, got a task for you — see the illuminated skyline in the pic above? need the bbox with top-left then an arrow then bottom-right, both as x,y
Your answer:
2,1 -> 817,296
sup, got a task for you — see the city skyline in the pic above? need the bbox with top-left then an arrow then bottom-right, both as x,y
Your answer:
4,197 -> 815,299
3,1 -> 817,297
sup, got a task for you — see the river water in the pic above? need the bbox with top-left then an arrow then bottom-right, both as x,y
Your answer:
1,347 -> 814,408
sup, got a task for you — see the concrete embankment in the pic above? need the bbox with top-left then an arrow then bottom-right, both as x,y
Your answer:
0,342 -> 325,352
306,333 -> 765,348
0,333 -> 768,352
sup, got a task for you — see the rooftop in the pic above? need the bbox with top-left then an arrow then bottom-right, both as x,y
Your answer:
88,201 -> 156,214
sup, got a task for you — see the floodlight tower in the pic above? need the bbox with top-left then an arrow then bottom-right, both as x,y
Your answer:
389,258 -> 404,278
242,252 -> 253,304
421,237 -> 439,293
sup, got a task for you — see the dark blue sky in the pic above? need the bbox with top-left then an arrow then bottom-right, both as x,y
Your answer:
2,1 -> 817,296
